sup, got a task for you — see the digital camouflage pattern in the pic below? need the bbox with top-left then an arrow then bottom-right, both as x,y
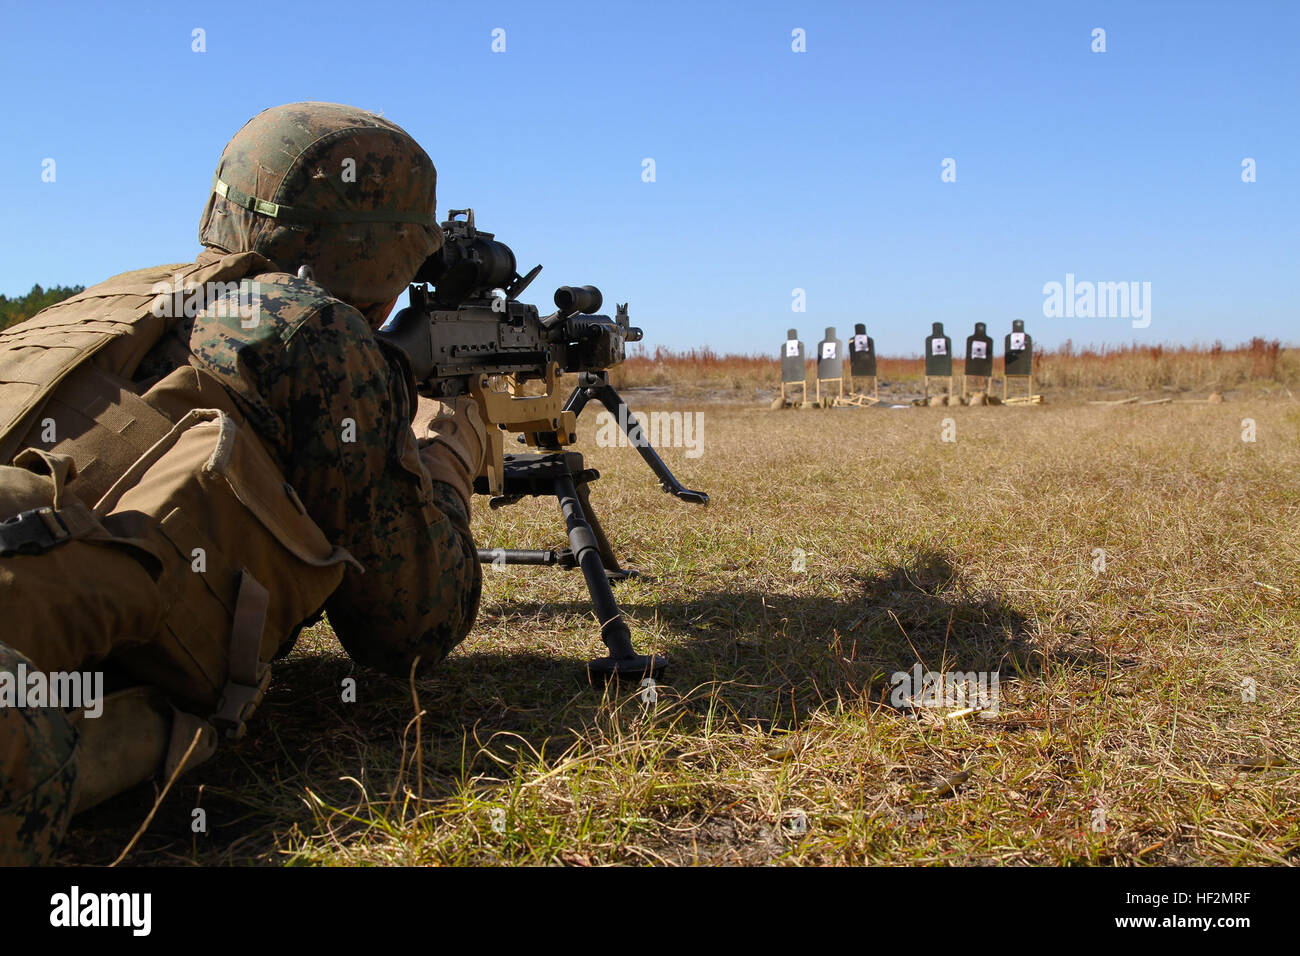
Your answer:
143,260 -> 483,675
0,644 -> 78,866
198,102 -> 443,323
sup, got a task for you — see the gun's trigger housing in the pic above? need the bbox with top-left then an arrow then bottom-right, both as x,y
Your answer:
470,361 -> 578,497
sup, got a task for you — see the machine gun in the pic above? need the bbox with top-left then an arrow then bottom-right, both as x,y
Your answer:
378,209 -> 707,681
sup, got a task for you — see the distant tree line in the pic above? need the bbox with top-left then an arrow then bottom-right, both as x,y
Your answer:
0,284 -> 84,331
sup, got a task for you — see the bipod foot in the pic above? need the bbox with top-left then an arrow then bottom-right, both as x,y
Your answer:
586,653 -> 667,684
606,566 -> 648,583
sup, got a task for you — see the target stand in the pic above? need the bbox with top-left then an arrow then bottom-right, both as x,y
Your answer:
777,329 -> 808,408
779,379 -> 809,408
923,323 -> 954,401
847,373 -> 879,401
923,375 -> 955,400
962,374 -> 993,398
1003,374 -> 1034,402
1003,321 -> 1033,401
847,325 -> 877,402
815,376 -> 844,407
814,327 -> 845,407
963,323 -> 995,398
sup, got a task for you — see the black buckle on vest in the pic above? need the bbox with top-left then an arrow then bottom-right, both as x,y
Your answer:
0,507 -> 69,556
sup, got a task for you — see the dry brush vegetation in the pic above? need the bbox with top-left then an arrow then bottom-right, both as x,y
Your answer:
610,339 -> 1299,400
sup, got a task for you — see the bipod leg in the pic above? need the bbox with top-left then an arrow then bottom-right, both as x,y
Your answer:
554,471 -> 665,683
573,478 -> 640,582
565,375 -> 708,505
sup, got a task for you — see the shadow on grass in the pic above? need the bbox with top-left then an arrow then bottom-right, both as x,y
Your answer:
478,550 -> 1058,719
59,550 -> 1095,864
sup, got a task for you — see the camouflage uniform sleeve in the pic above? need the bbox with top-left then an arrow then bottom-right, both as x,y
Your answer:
0,644 -> 78,865
188,279 -> 480,676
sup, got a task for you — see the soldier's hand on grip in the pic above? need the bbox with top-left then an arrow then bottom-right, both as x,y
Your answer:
412,394 -> 486,510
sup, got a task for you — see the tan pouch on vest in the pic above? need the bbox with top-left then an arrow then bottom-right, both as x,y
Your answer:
93,408 -> 360,732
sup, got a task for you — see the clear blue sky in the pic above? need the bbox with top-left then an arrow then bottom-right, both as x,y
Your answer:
1,0 -> 1294,355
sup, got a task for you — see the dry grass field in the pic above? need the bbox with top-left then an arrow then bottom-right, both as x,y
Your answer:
62,360 -> 1300,866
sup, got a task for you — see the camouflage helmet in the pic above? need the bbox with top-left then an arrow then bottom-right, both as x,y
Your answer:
199,102 -> 443,320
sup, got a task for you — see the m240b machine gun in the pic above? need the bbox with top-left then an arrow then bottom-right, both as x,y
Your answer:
378,209 -> 707,681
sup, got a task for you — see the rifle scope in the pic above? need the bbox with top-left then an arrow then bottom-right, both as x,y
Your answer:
412,233 -> 517,301
554,285 -> 602,318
